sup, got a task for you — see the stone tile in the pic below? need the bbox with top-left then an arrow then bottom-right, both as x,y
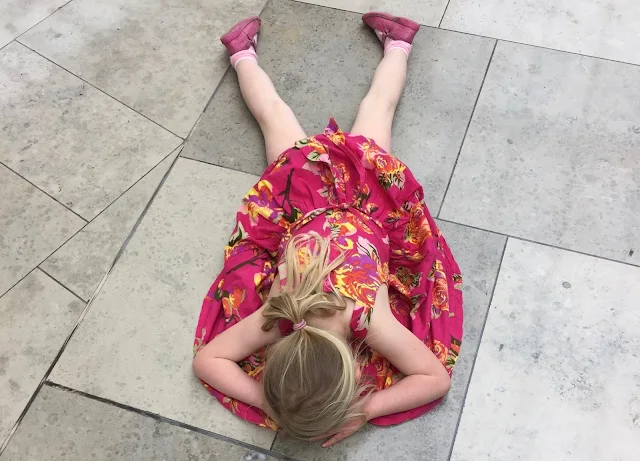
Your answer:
41,149 -> 179,301
450,239 -> 640,461
48,158 -> 275,448
182,0 -> 495,209
292,0 -> 449,27
0,270 -> 84,441
0,42 -> 180,220
440,42 -> 640,265
441,0 -> 640,65
20,0 -> 266,137
0,165 -> 85,296
273,221 -> 506,460
0,0 -> 68,48
1,385 -> 277,460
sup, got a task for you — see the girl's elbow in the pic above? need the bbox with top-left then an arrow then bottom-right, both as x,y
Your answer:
192,352 -> 208,379
438,374 -> 451,397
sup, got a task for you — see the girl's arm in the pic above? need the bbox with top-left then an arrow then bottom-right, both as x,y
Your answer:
193,306 -> 281,411
363,285 -> 451,421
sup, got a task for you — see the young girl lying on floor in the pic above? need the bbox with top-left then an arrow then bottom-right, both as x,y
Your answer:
193,12 -> 463,448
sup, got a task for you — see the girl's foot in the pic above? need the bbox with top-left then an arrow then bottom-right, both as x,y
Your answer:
220,16 -> 261,68
362,12 -> 420,56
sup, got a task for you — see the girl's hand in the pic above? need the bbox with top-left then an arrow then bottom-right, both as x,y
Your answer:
321,414 -> 367,448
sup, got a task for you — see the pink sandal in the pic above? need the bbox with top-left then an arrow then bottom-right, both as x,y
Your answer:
362,12 -> 420,43
220,16 -> 261,56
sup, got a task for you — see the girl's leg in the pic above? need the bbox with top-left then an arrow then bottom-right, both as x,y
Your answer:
222,17 -> 306,165
351,12 -> 419,152
235,60 -> 306,165
350,49 -> 408,153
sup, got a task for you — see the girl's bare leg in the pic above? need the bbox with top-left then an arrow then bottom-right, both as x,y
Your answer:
350,49 -> 408,153
235,60 -> 306,165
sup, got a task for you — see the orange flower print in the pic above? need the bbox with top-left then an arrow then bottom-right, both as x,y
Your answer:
221,286 -> 245,320
432,339 -> 448,365
272,153 -> 290,171
193,327 -> 206,356
395,266 -> 422,290
404,204 -> 433,246
242,180 -> 285,227
427,260 -> 445,281
359,141 -> 406,190
445,337 -> 461,372
358,140 -> 383,165
385,208 -> 403,225
333,161 -> 350,187
223,396 -> 240,415
335,261 -> 378,307
433,277 -> 449,311
453,273 -> 463,290
356,236 -> 381,267
262,417 -> 279,431
329,129 -> 346,145
354,183 -> 371,208
297,136 -> 329,158
389,274 -> 411,298
370,351 -> 393,390
316,167 -> 338,205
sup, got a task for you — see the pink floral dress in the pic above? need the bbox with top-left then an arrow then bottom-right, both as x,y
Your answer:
194,118 -> 463,429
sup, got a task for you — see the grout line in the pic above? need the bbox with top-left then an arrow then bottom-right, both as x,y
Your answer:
42,382 -> 296,461
0,152 -> 182,455
283,0 -> 639,69
0,226 -> 88,300
436,217 -> 640,268
0,268 -> 37,302
80,148 -> 182,307
0,302 -> 90,454
14,41 -> 185,140
178,155 -> 260,179
0,0 -> 75,53
36,267 -> 86,303
180,0 -> 270,148
438,0 -> 453,28
446,236 -> 509,461
0,161 -> 88,223
435,27 -> 640,69
436,39 -> 497,218
84,144 -> 184,224
0,144 -> 184,301
180,65 -> 232,149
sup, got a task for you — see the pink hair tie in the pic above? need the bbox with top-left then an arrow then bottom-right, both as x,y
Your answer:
292,319 -> 307,331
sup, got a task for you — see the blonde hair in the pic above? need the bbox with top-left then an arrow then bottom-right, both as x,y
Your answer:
261,232 -> 366,439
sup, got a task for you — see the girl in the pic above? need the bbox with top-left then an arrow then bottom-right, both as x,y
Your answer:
193,12 -> 463,448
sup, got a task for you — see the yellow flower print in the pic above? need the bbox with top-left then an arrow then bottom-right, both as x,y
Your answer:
432,339 -> 448,365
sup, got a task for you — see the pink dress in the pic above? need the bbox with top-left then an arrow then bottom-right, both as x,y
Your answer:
194,118 -> 463,429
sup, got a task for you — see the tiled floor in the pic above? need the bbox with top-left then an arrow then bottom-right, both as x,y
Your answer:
1,0 -> 638,459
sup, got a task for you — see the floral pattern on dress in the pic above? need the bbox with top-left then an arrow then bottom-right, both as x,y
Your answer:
194,118 -> 463,429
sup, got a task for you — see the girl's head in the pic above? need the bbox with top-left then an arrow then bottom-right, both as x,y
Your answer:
261,232 -> 366,439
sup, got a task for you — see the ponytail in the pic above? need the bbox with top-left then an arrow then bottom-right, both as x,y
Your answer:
260,232 -> 367,439
262,232 -> 346,333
